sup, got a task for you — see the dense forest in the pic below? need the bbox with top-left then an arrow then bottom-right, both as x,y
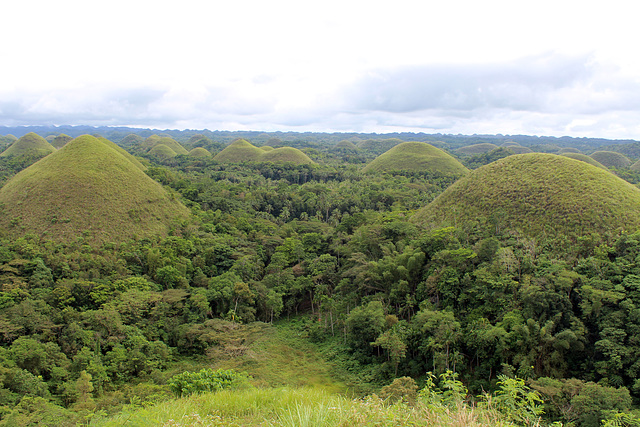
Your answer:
2,130 -> 640,425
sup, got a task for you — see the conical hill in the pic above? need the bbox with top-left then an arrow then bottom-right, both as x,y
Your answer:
0,135 -> 189,244
260,147 -> 315,164
561,153 -> 608,169
51,134 -> 73,149
362,141 -> 468,176
413,153 -> 640,239
96,136 -> 146,170
0,132 -> 56,158
590,151 -> 632,169
149,144 -> 178,159
456,143 -> 499,155
213,139 -> 268,163
140,135 -> 188,155
188,147 -> 211,157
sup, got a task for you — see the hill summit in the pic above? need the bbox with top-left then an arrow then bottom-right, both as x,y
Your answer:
0,135 -> 189,244
362,141 -> 468,176
0,132 -> 56,158
214,139 -> 315,164
413,153 -> 640,239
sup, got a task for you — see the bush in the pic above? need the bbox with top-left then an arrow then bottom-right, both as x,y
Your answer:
167,368 -> 251,397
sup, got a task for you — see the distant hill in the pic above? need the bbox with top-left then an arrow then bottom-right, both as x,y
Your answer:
590,151 -> 632,169
260,147 -> 315,164
562,153 -> 608,169
51,134 -> 73,149
413,153 -> 640,240
188,147 -> 211,157
356,138 -> 404,155
558,147 -> 582,154
506,146 -> 533,154
456,143 -> 499,155
214,140 -> 315,165
363,141 -> 468,176
0,132 -> 56,158
0,135 -> 189,245
214,139 -> 264,162
149,144 -> 178,159
140,135 -> 189,155
120,133 -> 145,147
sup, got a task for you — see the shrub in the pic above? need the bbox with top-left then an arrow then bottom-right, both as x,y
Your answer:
167,368 -> 251,397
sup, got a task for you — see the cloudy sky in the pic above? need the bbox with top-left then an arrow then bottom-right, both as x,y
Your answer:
2,0 -> 640,139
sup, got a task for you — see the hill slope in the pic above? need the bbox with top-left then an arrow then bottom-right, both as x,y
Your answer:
561,152 -> 608,169
0,135 -> 188,244
140,135 -> 189,155
413,153 -> 640,239
590,151 -> 632,169
0,132 -> 56,157
214,139 -> 265,162
260,147 -> 315,164
363,141 -> 468,176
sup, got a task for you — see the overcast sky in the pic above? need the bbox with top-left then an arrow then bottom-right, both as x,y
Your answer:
2,0 -> 639,139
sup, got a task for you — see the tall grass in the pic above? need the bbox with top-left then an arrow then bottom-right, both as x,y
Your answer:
92,387 -> 521,427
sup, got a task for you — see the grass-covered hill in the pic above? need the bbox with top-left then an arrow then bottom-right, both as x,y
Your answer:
260,147 -> 315,164
0,132 -> 56,158
0,135 -> 189,244
456,143 -> 499,155
120,133 -> 144,146
214,140 -> 315,164
356,138 -> 404,155
506,146 -> 533,154
362,141 -> 468,176
149,143 -> 178,159
214,139 -> 265,162
188,147 -> 211,157
140,135 -> 189,155
336,140 -> 359,150
96,136 -> 146,171
51,134 -> 73,149
590,150 -> 632,169
558,147 -> 582,154
561,152 -> 608,169
413,153 -> 640,239
630,158 -> 640,172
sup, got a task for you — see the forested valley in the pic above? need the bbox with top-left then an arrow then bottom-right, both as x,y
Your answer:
1,130 -> 640,425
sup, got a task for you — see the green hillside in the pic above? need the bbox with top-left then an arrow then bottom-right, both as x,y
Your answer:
259,145 -> 275,151
96,136 -> 146,170
362,141 -> 468,176
356,138 -> 403,154
0,135 -> 189,244
51,134 -> 73,149
413,153 -> 640,239
140,135 -> 189,155
558,147 -> 581,154
506,146 -> 533,154
120,133 -> 144,146
260,147 -> 315,164
456,143 -> 499,155
590,150 -> 632,169
214,139 -> 264,162
562,152 -> 608,169
149,143 -> 178,159
188,147 -> 211,157
0,132 -> 56,158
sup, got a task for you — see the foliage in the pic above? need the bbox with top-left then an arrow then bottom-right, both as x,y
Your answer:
167,368 -> 251,397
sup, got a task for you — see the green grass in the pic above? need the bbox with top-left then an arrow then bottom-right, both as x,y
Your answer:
188,147 -> 211,157
561,152 -> 608,169
260,147 -> 315,164
590,150 -> 632,168
413,153 -> 640,240
0,132 -> 56,158
91,386 -> 519,427
0,134 -> 189,244
455,143 -> 499,155
505,145 -> 532,154
215,140 -> 316,164
362,142 -> 468,176
97,136 -> 146,170
140,135 -> 189,155
51,133 -> 73,149
149,143 -> 178,159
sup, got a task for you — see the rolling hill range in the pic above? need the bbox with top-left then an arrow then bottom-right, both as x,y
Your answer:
140,135 -> 189,155
362,141 -> 468,176
0,135 -> 189,244
0,132 -> 56,158
412,153 -> 640,239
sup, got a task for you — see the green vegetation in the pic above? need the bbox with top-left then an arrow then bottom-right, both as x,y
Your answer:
3,131 -> 640,426
456,143 -> 499,155
414,153 -> 640,242
51,134 -> 73,149
188,147 -> 211,157
215,140 -> 316,165
261,147 -> 315,165
0,135 -> 188,244
506,145 -> 533,154
214,139 -> 265,162
362,142 -> 468,176
558,147 -> 582,154
139,135 -> 189,155
96,136 -> 146,171
590,150 -> 632,169
149,143 -> 178,159
356,138 -> 404,155
0,132 -> 56,158
561,152 -> 608,169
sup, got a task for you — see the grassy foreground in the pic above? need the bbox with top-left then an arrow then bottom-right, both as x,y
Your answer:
91,387 -> 517,427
